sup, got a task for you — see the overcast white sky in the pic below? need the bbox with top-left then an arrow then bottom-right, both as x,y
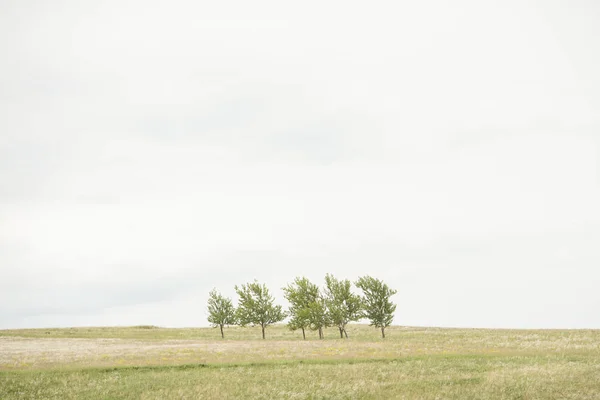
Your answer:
1,0 -> 599,329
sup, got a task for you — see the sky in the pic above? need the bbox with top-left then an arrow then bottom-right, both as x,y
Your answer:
1,0 -> 599,329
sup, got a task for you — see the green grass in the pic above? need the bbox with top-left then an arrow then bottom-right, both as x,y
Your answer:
1,325 -> 599,399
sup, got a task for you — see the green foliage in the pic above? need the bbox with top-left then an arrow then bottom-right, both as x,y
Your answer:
207,289 -> 237,338
282,277 -> 321,339
355,276 -> 397,338
324,273 -> 362,338
235,281 -> 286,339
305,296 -> 330,339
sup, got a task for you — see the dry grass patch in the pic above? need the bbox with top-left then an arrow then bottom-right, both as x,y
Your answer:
1,325 -> 599,399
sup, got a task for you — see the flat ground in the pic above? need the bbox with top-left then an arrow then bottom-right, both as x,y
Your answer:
1,325 -> 599,399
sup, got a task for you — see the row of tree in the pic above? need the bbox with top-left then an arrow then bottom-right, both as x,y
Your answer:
207,274 -> 397,339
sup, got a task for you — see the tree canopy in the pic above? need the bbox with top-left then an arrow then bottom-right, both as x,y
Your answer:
208,274 -> 397,340
355,275 -> 397,338
235,280 -> 286,339
324,273 -> 362,338
282,277 -> 320,339
305,295 -> 330,339
207,289 -> 237,338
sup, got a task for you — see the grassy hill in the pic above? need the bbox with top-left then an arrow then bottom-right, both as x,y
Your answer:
1,325 -> 599,399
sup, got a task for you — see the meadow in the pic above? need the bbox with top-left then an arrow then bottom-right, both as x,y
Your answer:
1,325 -> 599,399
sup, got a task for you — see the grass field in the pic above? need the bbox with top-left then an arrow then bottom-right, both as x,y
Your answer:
1,325 -> 599,399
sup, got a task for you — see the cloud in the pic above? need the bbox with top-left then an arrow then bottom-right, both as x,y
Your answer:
1,0 -> 599,329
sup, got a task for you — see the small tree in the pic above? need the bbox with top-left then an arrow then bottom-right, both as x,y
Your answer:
283,277 -> 320,339
355,276 -> 397,338
306,295 -> 330,339
207,289 -> 237,338
324,273 -> 362,338
235,280 -> 286,339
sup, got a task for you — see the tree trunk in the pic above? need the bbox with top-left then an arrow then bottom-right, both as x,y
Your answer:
339,327 -> 344,338
220,325 -> 224,339
319,327 -> 323,339
261,325 -> 266,339
302,327 -> 306,340
344,328 -> 348,339
381,326 -> 385,339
